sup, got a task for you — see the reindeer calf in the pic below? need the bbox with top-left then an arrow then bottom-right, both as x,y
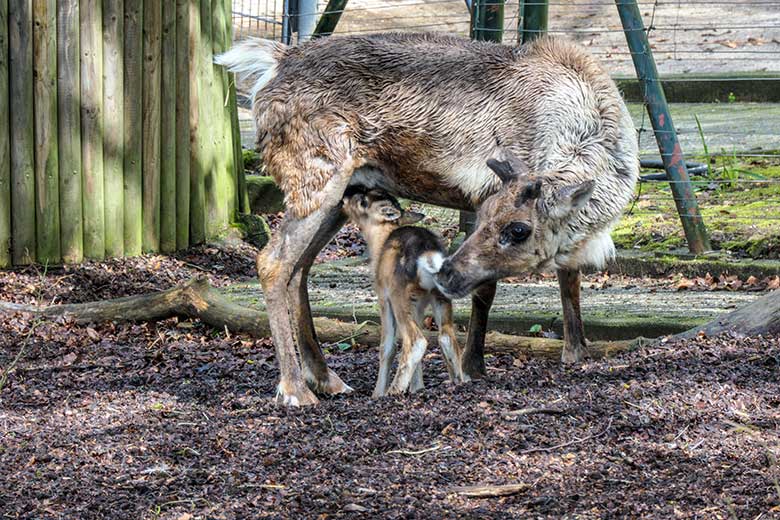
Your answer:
342,188 -> 466,396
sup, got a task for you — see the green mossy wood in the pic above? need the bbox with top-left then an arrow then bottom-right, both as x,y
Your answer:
123,0 -> 143,256
102,0 -> 124,258
9,0 -> 35,265
141,0 -> 161,253
0,0 -> 10,267
160,0 -> 177,253
33,0 -> 61,264
0,0 -> 244,266
175,0 -> 191,250
80,0 -> 105,259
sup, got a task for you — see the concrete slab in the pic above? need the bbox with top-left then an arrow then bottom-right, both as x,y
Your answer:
222,257 -> 764,340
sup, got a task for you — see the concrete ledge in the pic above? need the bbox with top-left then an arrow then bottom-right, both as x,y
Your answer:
615,73 -> 780,103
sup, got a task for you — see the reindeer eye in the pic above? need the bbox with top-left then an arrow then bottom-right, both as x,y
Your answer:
500,222 -> 532,245
359,196 -> 369,209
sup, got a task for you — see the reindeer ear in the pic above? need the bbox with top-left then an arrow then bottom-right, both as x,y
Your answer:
378,204 -> 403,222
539,180 -> 596,219
398,211 -> 425,226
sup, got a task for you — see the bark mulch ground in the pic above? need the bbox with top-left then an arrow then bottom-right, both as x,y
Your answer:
1,248 -> 779,519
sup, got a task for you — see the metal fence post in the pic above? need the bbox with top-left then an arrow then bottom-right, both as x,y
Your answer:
312,0 -> 349,38
297,0 -> 318,41
460,0 -> 505,237
518,0 -> 548,44
616,0 -> 711,254
471,0 -> 504,42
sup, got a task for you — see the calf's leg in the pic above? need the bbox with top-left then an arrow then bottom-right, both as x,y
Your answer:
373,296 -> 399,398
557,267 -> 588,363
433,298 -> 466,383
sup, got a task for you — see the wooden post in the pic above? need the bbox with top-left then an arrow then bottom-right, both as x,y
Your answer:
123,0 -> 143,256
175,0 -> 190,249
159,0 -> 177,253
0,0 -> 10,267
142,0 -> 161,253
201,0 -> 223,239
102,0 -> 124,258
8,0 -> 35,265
213,0 -> 235,225
33,0 -> 61,264
80,0 -> 105,259
188,0 -> 206,244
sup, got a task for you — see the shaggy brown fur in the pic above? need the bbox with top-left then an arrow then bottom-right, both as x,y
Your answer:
216,33 -> 639,405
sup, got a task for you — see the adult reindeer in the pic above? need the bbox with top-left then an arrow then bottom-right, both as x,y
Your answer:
217,33 -> 639,406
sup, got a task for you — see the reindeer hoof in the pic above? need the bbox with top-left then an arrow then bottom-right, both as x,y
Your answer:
459,372 -> 472,384
317,368 -> 354,396
276,382 -> 319,407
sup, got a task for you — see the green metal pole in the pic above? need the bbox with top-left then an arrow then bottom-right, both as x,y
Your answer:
471,0 -> 504,42
312,0 -> 348,38
519,0 -> 548,44
616,0 -> 710,254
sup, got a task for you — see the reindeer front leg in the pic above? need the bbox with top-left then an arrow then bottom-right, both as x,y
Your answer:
557,267 -> 588,363
258,169 -> 354,406
460,281 -> 496,379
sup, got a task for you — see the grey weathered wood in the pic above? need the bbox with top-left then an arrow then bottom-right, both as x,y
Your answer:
102,0 -> 123,258
159,0 -> 177,253
80,0 -> 105,259
123,0 -> 143,255
141,0 -> 161,252
33,0 -> 61,264
211,0 -> 233,228
8,0 -> 35,265
188,0 -> 205,244
0,0 -> 10,266
174,0 -> 190,249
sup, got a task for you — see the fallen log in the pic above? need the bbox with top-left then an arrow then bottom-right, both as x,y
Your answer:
1,277 -> 776,359
0,276 -> 641,359
669,285 -> 780,340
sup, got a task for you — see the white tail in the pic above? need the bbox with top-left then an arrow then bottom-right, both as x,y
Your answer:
214,38 -> 285,98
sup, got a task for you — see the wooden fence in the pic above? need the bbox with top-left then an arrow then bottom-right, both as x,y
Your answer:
0,0 -> 246,267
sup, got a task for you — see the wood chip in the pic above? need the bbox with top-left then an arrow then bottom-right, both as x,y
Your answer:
450,483 -> 530,498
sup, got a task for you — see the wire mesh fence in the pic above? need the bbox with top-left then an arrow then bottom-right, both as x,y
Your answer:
231,0 -> 780,256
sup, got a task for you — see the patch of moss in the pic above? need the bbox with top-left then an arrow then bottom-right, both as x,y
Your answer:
612,155 -> 780,258
242,149 -> 262,172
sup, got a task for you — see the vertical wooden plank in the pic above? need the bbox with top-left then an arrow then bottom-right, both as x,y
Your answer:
141,0 -> 161,253
212,0 -> 238,221
175,0 -> 190,249
212,0 -> 232,228
58,0 -> 83,263
8,0 -> 35,265
102,0 -> 123,258
80,0 -> 105,259
123,0 -> 142,256
230,81 -> 248,215
200,0 -> 220,239
159,0 -> 176,253
0,0 -> 10,266
33,0 -> 60,264
188,0 -> 205,244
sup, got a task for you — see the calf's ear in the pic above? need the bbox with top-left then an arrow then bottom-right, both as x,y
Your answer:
486,150 -> 530,185
539,180 -> 595,219
398,211 -> 425,226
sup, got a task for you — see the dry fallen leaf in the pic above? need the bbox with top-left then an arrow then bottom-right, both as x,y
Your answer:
716,39 -> 739,49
